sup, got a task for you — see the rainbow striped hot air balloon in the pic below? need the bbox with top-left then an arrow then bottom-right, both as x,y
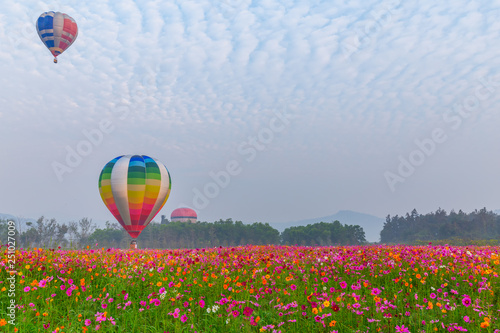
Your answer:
36,11 -> 78,63
98,155 -> 172,239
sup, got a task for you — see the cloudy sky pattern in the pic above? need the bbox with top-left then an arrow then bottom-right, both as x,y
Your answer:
1,0 -> 500,225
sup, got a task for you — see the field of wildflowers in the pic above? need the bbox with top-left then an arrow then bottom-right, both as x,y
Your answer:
1,245 -> 499,332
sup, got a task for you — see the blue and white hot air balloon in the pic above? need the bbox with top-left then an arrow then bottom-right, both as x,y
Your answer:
36,11 -> 78,63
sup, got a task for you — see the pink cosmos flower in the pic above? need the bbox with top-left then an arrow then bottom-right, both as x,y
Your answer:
340,281 -> 347,289
199,299 -> 205,308
396,324 -> 410,333
84,319 -> 91,326
462,297 -> 471,307
24,286 -> 30,292
243,307 -> 254,317
180,314 -> 187,323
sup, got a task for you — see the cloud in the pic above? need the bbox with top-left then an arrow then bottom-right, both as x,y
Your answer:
1,0 -> 500,223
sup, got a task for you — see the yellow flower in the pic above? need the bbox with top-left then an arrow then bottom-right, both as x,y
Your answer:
323,300 -> 330,308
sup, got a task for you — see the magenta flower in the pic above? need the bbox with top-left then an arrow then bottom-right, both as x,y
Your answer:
180,314 -> 187,323
340,281 -> 347,289
462,297 -> 471,307
232,310 -> 240,317
199,299 -> 205,308
396,325 -> 410,333
24,286 -> 30,292
371,288 -> 381,296
243,306 -> 254,317
430,293 -> 436,299
463,316 -> 470,322
101,304 -> 107,309
85,319 -> 91,326
290,284 -> 297,291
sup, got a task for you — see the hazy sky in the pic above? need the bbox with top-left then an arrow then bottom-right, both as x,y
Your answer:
2,0 -> 500,226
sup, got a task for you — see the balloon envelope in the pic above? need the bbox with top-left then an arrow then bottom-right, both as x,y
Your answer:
98,155 -> 172,238
36,11 -> 78,61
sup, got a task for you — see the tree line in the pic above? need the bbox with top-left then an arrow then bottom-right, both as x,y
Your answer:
0,217 -> 366,249
380,207 -> 500,244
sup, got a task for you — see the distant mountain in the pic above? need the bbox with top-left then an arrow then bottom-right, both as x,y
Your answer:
0,213 -> 18,221
0,213 -> 36,224
270,210 -> 385,243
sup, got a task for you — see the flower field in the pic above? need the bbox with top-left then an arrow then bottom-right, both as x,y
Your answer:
1,245 -> 500,332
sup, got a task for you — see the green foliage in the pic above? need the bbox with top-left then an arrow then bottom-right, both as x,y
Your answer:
281,220 -> 366,246
381,207 -> 500,244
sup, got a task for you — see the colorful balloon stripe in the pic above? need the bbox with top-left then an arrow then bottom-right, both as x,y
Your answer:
36,11 -> 78,60
98,155 -> 171,239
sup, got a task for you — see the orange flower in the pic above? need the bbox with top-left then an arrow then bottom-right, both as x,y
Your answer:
0,319 -> 7,326
329,320 -> 337,327
480,322 -> 489,328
